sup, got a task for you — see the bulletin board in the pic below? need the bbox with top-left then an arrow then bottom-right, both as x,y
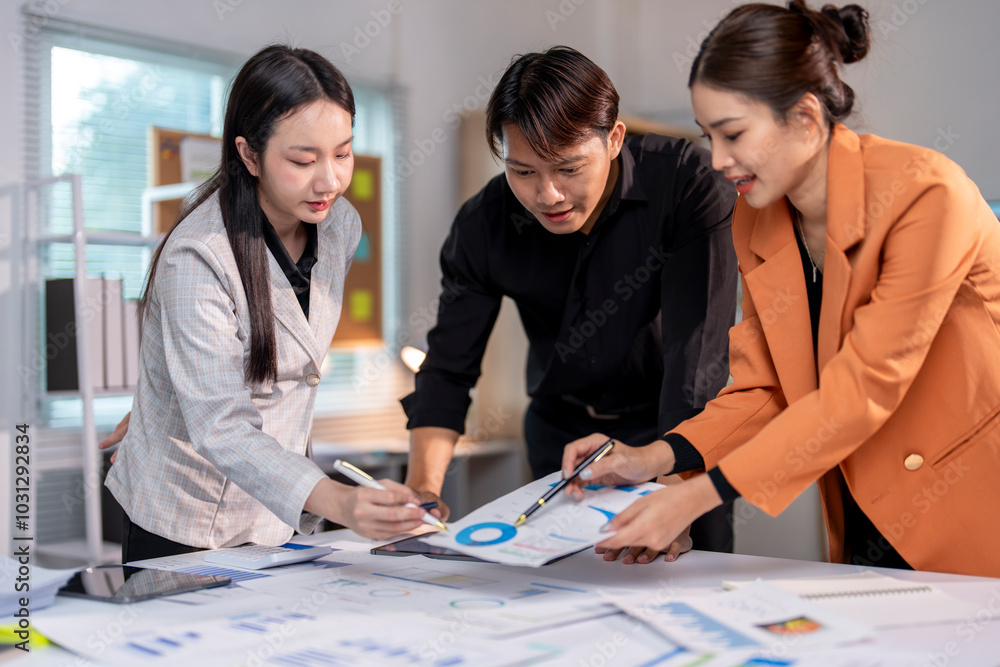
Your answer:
150,127 -> 221,234
333,154 -> 383,345
150,128 -> 383,345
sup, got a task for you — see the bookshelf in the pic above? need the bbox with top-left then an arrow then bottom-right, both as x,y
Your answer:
24,174 -> 162,566
25,161 -> 390,565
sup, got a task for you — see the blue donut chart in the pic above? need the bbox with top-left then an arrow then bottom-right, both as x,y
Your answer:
455,522 -> 518,547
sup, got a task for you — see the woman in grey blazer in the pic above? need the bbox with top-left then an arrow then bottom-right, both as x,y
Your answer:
106,45 -> 428,561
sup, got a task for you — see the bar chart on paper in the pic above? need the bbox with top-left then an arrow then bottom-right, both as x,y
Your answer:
102,607 -> 544,667
609,582 -> 874,654
268,557 -> 617,638
644,601 -> 760,651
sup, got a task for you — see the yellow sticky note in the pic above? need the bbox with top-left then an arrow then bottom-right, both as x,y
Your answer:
351,169 -> 375,202
350,289 -> 373,322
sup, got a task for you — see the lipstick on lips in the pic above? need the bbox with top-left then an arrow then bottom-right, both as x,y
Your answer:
307,199 -> 331,212
728,174 -> 756,195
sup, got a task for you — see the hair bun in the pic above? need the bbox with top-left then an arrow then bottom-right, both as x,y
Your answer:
820,3 -> 871,63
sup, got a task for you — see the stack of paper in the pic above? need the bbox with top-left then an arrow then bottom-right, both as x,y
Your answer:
1,556 -> 78,616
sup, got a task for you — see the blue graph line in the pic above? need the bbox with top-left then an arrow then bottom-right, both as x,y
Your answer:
587,506 -> 617,522
636,647 -> 686,667
371,572 -> 460,589
530,582 -> 588,594
656,602 -> 759,650
126,642 -> 160,657
546,533 -> 590,543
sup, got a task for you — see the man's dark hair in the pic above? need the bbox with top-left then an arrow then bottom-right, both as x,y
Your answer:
485,45 -> 619,161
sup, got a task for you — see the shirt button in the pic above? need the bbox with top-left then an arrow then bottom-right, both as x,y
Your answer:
903,454 -> 924,471
590,356 -> 597,364
305,373 -> 321,387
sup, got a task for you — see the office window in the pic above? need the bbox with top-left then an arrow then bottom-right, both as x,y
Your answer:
26,19 -> 407,431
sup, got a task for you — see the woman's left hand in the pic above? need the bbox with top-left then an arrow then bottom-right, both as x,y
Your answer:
597,522 -> 693,564
597,474 -> 722,555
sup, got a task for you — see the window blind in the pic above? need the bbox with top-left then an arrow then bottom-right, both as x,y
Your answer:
25,14 -> 412,433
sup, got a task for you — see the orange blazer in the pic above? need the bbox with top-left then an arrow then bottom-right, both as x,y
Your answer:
673,124 -> 1000,577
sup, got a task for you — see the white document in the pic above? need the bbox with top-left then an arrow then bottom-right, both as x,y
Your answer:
683,646 -> 936,667
423,471 -> 663,567
609,581 -> 874,653
528,612 -> 689,666
129,549 -> 354,587
722,570 -> 982,629
0,555 -> 76,616
41,601 -> 547,667
265,555 -> 618,637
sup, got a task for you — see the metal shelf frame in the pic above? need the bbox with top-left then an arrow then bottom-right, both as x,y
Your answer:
23,174 -> 185,565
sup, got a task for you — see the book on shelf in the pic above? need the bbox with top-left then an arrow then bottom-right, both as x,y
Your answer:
45,277 -> 105,392
122,299 -> 141,389
45,276 -> 139,393
103,277 -> 125,389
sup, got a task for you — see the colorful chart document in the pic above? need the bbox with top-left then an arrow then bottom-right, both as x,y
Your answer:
608,581 -> 874,653
422,472 -> 663,567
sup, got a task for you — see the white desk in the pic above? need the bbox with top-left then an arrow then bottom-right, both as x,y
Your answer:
19,531 -> 1000,666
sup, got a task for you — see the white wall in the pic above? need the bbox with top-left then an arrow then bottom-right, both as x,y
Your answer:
621,0 -> 1000,198
2,0 -> 997,558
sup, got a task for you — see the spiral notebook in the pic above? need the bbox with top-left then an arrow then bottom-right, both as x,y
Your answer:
722,570 -> 979,628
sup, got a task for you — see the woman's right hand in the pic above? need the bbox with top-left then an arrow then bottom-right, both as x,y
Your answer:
98,412 -> 131,464
561,433 -> 675,501
333,478 -> 428,540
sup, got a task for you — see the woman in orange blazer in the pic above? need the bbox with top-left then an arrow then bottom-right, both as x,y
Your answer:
563,0 -> 1000,577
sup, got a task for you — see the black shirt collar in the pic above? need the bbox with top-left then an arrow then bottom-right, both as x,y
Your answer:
617,140 -> 647,204
262,219 -> 318,318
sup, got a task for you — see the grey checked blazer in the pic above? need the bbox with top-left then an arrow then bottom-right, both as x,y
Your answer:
106,191 -> 361,549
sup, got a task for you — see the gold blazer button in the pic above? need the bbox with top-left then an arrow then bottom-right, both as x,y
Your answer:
305,373 -> 321,387
903,454 -> 924,471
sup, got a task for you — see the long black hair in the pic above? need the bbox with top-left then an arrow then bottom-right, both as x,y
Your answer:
141,45 -> 355,385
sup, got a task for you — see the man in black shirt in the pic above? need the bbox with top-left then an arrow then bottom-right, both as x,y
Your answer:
401,46 -> 738,563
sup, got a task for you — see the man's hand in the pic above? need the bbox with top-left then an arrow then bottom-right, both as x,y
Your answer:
410,489 -> 450,523
98,412 -> 131,464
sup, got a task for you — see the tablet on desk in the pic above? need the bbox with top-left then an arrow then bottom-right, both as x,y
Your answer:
371,535 -> 486,562
58,565 -> 231,604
